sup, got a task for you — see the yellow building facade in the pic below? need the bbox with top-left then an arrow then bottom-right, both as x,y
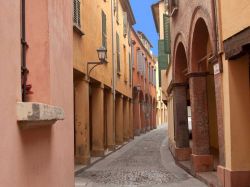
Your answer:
73,0 -> 135,165
218,0 -> 250,186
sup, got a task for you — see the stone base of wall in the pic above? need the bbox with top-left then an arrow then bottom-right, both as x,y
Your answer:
134,129 -> 141,136
75,156 -> 91,165
91,149 -> 105,157
191,154 -> 214,172
217,165 -> 250,187
175,147 -> 192,161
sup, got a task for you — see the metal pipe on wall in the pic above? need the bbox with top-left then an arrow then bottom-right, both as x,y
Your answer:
21,0 -> 29,101
111,0 -> 116,145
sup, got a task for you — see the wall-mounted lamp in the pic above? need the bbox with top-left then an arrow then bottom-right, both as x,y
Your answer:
87,46 -> 108,78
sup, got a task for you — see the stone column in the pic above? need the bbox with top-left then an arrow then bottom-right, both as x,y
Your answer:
129,99 -> 134,139
133,92 -> 141,135
91,83 -> 105,157
173,84 -> 191,161
189,73 -> 213,172
123,97 -> 130,141
115,94 -> 124,145
106,89 -> 115,151
74,78 -> 90,164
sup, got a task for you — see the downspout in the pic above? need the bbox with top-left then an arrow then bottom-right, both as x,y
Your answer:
212,0 -> 226,176
21,0 -> 29,101
111,0 -> 116,145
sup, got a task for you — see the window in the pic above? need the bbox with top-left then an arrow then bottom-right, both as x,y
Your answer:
124,45 -> 127,81
115,0 -> 119,23
128,26 -> 131,45
163,14 -> 171,54
116,33 -> 120,73
137,51 -> 144,74
73,0 -> 81,28
123,12 -> 128,37
129,53 -> 132,85
102,11 -> 107,48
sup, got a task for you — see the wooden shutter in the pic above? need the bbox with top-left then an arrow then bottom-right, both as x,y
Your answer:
137,51 -> 144,74
123,12 -> 128,37
129,53 -> 132,84
102,11 -> 107,48
163,14 -> 170,54
116,0 -> 119,22
116,33 -> 120,72
73,0 -> 81,27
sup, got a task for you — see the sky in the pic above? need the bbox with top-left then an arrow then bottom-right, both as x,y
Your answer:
130,0 -> 159,56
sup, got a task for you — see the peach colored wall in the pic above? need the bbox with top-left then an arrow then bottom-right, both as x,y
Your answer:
0,0 -> 74,186
220,0 -> 250,171
222,54 -> 250,171
220,0 -> 250,40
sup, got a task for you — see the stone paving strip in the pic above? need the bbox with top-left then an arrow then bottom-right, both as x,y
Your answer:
75,126 -> 207,187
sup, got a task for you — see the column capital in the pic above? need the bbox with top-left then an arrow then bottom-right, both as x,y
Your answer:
91,82 -> 104,89
167,81 -> 188,94
187,71 -> 209,78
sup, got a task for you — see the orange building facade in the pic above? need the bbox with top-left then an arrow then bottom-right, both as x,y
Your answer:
131,28 -> 157,135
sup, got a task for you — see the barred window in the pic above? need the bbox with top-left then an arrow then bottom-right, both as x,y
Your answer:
73,0 -> 81,28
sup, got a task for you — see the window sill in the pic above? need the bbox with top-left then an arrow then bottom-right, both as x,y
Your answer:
17,102 -> 64,129
73,24 -> 85,36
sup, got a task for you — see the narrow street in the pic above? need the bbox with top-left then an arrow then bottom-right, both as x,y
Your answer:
75,126 -> 206,187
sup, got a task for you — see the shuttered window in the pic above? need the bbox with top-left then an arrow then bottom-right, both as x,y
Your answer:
128,26 -> 131,45
116,0 -> 119,23
102,11 -> 107,48
163,14 -> 171,54
129,53 -> 132,85
73,0 -> 81,28
123,12 -> 128,37
137,50 -> 144,74
116,33 -> 121,73
148,64 -> 150,82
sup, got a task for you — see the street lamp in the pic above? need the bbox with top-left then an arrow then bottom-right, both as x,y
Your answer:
97,46 -> 107,63
87,46 -> 108,78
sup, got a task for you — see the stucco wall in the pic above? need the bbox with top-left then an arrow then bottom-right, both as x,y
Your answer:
220,0 -> 250,171
220,0 -> 250,40
73,0 -> 133,98
0,0 -> 74,186
222,54 -> 250,171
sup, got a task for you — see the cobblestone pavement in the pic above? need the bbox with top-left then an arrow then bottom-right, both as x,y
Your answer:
75,125 -> 207,187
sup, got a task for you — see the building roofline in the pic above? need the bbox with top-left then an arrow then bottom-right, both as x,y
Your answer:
137,31 -> 153,48
121,0 -> 136,25
151,0 -> 163,34
132,27 -> 155,64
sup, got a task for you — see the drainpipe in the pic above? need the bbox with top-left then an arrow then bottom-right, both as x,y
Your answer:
211,0 -> 222,61
21,0 -> 29,101
212,0 -> 225,169
111,0 -> 116,145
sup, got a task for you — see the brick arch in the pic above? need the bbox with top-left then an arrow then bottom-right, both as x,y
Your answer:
173,41 -> 188,83
188,6 -> 215,71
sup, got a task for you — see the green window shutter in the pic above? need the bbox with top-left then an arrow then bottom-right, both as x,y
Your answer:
116,33 -> 120,72
129,53 -> 132,84
102,11 -> 107,48
163,14 -> 171,54
158,39 -> 170,86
